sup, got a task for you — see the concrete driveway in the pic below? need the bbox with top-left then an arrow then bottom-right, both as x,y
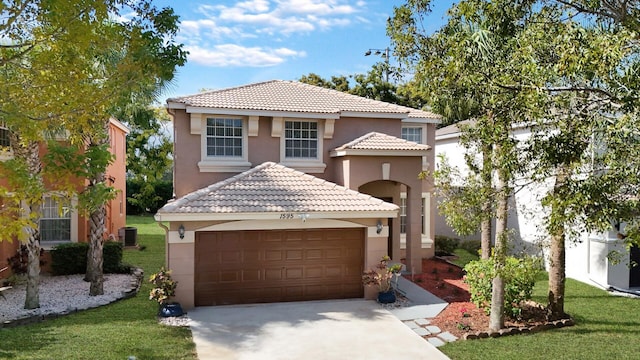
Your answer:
188,299 -> 450,360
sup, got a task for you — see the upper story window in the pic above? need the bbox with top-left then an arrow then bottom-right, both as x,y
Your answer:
285,120 -> 318,159
206,118 -> 243,157
197,115 -> 250,172
402,126 -> 423,144
278,118 -> 326,173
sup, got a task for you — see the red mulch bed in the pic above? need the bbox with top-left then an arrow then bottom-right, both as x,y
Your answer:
405,257 -> 548,339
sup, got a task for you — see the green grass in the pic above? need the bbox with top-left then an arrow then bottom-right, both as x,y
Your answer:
0,215 -> 196,360
441,275 -> 640,360
449,248 -> 480,268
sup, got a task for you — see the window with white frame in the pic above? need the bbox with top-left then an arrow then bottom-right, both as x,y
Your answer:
400,197 -> 407,234
400,196 -> 426,235
40,197 -> 71,242
206,117 -> 244,157
285,120 -> 318,159
402,126 -> 423,144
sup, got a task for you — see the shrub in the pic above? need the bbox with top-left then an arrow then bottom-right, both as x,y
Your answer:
463,255 -> 541,318
7,245 -> 46,275
434,235 -> 460,255
103,242 -> 124,273
51,241 -> 127,275
51,243 -> 89,275
459,240 -> 482,255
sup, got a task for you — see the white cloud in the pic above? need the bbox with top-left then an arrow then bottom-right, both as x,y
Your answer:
186,44 -> 306,67
178,1 -> 367,67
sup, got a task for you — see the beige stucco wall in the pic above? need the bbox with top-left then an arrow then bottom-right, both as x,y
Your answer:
170,110 -> 426,197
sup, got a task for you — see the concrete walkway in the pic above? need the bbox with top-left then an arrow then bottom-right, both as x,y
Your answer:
386,276 -> 458,347
188,299 -> 450,360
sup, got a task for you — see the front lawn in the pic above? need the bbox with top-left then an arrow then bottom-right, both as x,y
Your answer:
0,215 -> 196,360
441,273 -> 640,359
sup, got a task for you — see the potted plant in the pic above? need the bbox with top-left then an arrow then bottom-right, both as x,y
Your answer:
149,267 -> 183,317
362,255 -> 403,303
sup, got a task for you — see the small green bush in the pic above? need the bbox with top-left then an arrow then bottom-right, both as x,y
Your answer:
434,235 -> 460,255
463,255 -> 541,318
51,241 -> 127,275
103,242 -> 124,273
459,240 -> 482,255
51,243 -> 89,275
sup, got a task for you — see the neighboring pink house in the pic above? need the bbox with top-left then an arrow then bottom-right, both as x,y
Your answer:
0,118 -> 129,277
155,80 -> 441,308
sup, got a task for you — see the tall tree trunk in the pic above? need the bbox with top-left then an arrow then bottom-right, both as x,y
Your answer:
87,205 -> 106,295
548,165 -> 569,320
24,220 -> 41,310
85,120 -> 110,296
490,143 -> 508,332
11,137 -> 43,310
480,143 -> 493,259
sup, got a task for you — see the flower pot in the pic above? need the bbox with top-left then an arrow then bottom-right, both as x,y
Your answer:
159,302 -> 184,317
377,290 -> 396,304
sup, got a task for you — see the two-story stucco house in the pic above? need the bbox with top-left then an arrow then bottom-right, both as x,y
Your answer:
155,80 -> 441,309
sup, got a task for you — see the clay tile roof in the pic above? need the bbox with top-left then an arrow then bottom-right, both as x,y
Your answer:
167,80 -> 441,120
334,132 -> 431,151
158,162 -> 399,214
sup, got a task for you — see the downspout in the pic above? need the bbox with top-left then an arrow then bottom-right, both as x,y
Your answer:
156,216 -> 170,269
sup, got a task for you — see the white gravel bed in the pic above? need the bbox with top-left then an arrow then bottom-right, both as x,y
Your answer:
0,273 -> 137,323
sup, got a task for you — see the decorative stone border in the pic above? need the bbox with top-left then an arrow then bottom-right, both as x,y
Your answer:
0,268 -> 144,329
462,318 -> 575,340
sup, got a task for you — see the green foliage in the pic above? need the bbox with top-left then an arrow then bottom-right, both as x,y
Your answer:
51,241 -> 127,275
51,243 -> 88,275
434,235 -> 461,255
126,178 -> 173,215
464,255 -> 542,318
459,240 -> 482,255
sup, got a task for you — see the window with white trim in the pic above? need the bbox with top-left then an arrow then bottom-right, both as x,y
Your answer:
400,196 -> 426,235
40,197 -> 71,242
198,116 -> 250,172
285,120 -> 318,159
402,126 -> 423,144
206,118 -> 243,157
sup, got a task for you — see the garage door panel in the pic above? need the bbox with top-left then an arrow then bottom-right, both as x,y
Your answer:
264,268 -> 284,280
195,228 -> 364,306
285,250 -> 303,260
265,250 -> 283,261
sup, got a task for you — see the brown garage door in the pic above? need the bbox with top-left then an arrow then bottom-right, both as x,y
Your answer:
195,228 -> 364,306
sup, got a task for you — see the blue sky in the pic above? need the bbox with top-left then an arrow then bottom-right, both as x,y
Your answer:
153,0 -> 453,99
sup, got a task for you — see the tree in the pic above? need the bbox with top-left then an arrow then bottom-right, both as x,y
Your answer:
391,0 -> 640,322
0,0 -> 187,304
389,0 -> 535,330
121,105 -> 174,215
512,0 -> 640,319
